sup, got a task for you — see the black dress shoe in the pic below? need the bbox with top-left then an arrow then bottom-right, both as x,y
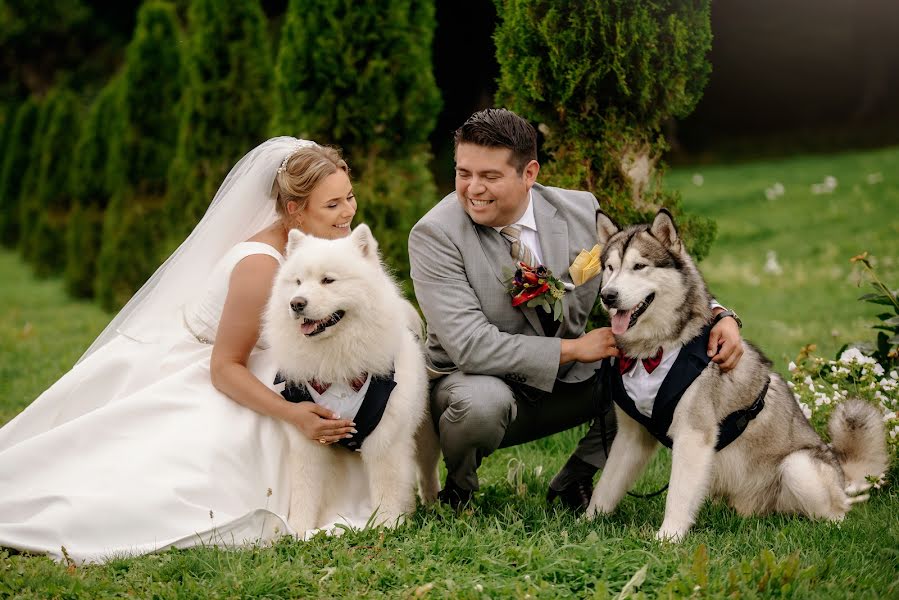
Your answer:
437,478 -> 472,509
547,455 -> 598,513
546,478 -> 593,513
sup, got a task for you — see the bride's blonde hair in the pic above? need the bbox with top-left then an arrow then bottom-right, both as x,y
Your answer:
272,145 -> 349,218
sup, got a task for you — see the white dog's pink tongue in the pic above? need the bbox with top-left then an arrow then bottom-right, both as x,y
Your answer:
611,310 -> 633,335
300,320 -> 320,335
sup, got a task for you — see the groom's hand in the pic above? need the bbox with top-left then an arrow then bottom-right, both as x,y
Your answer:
708,315 -> 743,372
561,327 -> 619,364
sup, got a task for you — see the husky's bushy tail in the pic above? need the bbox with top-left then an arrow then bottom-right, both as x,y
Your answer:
828,398 -> 889,488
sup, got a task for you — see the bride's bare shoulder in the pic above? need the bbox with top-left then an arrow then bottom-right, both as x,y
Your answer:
245,223 -> 287,257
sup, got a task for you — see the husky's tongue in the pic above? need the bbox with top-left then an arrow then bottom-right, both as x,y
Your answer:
611,310 -> 633,335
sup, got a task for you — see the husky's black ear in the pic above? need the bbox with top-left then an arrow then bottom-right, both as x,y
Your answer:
350,224 -> 379,261
286,228 -> 306,257
650,209 -> 680,249
596,210 -> 620,245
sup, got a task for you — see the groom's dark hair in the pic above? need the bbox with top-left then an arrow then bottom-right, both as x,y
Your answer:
454,108 -> 537,174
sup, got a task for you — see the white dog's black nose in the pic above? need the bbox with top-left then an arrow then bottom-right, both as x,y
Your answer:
601,290 -> 618,306
290,297 -> 307,314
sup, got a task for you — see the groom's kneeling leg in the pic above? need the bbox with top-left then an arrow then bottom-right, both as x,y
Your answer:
431,372 -> 516,491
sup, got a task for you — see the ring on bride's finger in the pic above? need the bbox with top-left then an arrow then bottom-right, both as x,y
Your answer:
319,438 -> 326,444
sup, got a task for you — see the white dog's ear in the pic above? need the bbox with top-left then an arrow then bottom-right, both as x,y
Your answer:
286,228 -> 306,257
350,224 -> 379,261
650,209 -> 680,249
596,210 -> 620,245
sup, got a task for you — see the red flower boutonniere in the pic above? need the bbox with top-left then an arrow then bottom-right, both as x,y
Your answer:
507,262 -> 567,322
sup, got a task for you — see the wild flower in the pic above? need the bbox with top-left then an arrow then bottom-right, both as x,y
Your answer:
790,350 -> 898,476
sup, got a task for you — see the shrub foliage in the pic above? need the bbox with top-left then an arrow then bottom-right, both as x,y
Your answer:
166,0 -> 273,240
65,79 -> 124,298
494,0 -> 716,260
96,1 -> 184,310
272,0 -> 441,283
0,99 -> 39,247
19,88 -> 82,277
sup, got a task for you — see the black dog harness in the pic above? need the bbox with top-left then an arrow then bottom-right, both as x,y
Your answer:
274,371 -> 397,451
602,326 -> 767,451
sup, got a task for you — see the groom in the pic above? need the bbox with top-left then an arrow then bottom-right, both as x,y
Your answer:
408,108 -> 743,510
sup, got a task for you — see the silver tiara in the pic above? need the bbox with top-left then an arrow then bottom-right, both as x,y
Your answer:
277,140 -> 317,174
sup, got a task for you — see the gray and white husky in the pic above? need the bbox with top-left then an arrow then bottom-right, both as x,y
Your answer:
263,225 -> 440,534
585,209 -> 888,542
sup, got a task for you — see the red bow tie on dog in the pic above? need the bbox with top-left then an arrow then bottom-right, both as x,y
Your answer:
618,348 -> 663,375
309,373 -> 368,395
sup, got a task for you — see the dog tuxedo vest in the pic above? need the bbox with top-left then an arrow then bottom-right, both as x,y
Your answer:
274,371 -> 397,451
601,327 -> 766,452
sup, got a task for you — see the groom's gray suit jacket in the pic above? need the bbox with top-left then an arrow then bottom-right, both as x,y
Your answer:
408,183 -> 603,393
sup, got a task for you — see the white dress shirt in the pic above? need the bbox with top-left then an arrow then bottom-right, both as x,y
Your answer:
617,348 -> 682,418
305,374 -> 372,421
494,191 -> 543,265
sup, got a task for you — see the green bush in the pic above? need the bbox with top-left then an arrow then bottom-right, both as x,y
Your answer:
15,98 -> 52,258
272,0 -> 441,284
0,98 -> 39,246
65,79 -> 124,298
352,154 -> 436,295
19,88 -> 82,277
95,2 -> 183,310
166,0 -> 273,241
494,0 -> 716,261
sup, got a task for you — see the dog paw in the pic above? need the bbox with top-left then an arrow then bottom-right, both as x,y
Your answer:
584,502 -> 608,520
655,525 -> 687,543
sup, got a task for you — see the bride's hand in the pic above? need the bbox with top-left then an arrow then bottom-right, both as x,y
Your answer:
287,403 -> 357,445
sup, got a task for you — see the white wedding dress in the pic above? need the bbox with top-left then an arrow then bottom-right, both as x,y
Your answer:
0,241 -> 374,564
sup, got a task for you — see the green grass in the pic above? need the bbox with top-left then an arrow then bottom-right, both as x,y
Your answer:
2,147 -> 899,597
667,145 -> 899,367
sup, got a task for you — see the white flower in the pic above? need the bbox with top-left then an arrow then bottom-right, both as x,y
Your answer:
788,361 -> 797,372
475,584 -> 484,592
883,411 -> 896,422
804,376 -> 814,385
890,370 -> 898,380
692,174 -> 704,186
865,172 -> 883,185
787,381 -> 795,388
873,363 -> 885,376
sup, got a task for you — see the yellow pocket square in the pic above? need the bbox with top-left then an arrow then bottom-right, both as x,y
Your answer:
569,244 -> 602,286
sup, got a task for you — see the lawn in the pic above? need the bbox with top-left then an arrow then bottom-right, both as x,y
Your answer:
2,147 -> 898,598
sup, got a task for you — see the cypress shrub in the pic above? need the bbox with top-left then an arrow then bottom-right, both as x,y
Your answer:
95,2 -> 183,311
271,0 -> 441,284
494,0 -> 717,260
0,103 -> 12,162
21,88 -> 82,277
65,79 -> 124,298
166,0 -> 273,240
0,99 -> 39,246
16,97 -> 52,259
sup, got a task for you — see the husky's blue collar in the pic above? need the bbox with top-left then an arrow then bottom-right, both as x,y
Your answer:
274,371 -> 397,451
601,326 -> 766,451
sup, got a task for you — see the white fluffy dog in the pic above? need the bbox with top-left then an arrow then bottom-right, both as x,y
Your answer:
263,225 -> 439,533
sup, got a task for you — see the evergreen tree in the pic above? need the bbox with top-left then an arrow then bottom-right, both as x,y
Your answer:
20,87 -> 82,276
494,0 -> 716,260
0,98 -> 38,246
65,78 -> 124,298
271,0 -> 441,285
166,0 -> 273,240
16,96 -> 51,257
95,2 -> 183,310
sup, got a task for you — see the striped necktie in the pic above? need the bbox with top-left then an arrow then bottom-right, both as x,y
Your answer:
500,225 -> 536,267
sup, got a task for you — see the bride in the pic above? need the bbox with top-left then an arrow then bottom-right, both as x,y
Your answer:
0,138 -> 373,563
